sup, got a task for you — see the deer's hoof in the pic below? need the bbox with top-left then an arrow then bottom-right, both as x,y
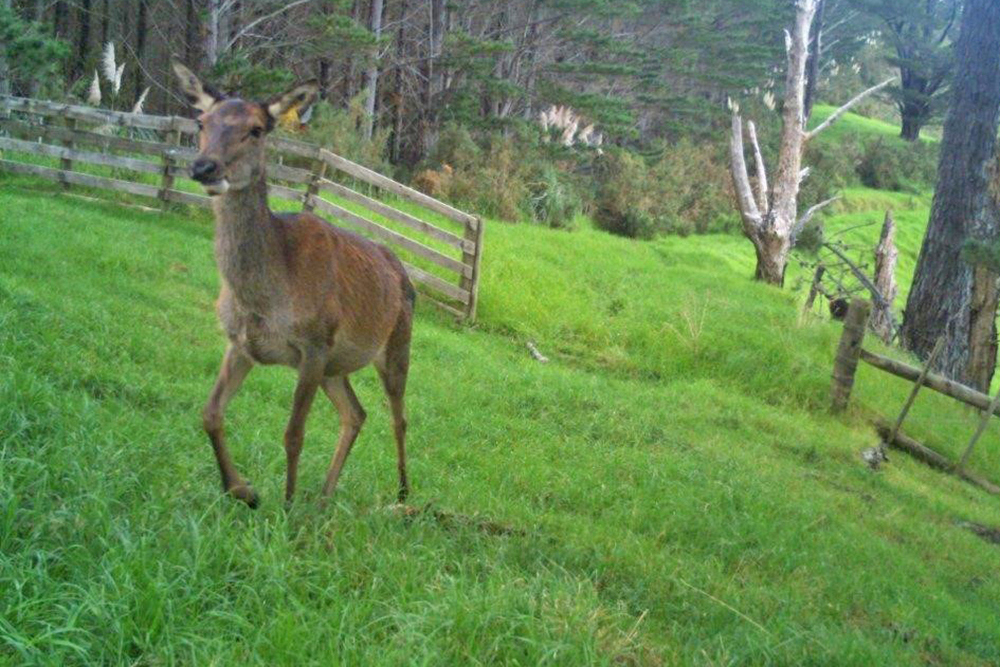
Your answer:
230,484 -> 260,509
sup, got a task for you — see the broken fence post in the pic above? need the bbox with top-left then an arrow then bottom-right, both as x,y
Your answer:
803,263 -> 826,314
871,211 -> 898,343
831,298 -> 871,412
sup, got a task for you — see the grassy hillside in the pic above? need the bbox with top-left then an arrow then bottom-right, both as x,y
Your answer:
3,111 -> 1000,666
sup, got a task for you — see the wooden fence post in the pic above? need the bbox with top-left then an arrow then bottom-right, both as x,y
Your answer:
302,158 -> 327,212
831,298 -> 871,412
159,118 -> 180,210
60,117 -> 77,188
803,263 -> 826,314
461,216 -> 484,323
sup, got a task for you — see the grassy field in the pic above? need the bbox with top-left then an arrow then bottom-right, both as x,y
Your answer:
3,110 -> 1000,666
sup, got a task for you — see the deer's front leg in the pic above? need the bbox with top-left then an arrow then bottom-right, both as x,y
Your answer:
284,352 -> 326,503
203,345 -> 257,507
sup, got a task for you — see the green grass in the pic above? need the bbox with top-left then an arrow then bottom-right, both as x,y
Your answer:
809,104 -> 938,147
4,109 -> 1000,666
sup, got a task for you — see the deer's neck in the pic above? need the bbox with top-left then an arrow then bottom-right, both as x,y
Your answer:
212,175 -> 286,309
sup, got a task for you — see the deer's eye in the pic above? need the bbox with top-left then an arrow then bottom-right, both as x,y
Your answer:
249,127 -> 263,139
197,120 -> 204,131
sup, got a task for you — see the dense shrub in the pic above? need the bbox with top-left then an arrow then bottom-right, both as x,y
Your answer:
415,125 -> 582,227
591,145 -> 738,239
801,137 -> 858,206
855,138 -> 938,192
410,115 -> 933,240
298,97 -> 392,173
525,163 -> 582,229
651,141 -> 739,235
592,150 -> 658,238
805,133 -> 939,198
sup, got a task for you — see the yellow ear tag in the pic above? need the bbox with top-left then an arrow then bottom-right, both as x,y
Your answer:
278,106 -> 301,131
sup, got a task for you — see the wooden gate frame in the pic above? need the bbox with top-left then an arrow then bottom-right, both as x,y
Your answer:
0,95 -> 484,322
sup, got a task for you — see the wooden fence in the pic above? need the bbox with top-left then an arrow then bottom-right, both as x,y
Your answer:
830,298 -> 1000,494
0,95 -> 484,321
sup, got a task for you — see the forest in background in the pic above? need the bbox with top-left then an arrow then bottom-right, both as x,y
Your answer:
0,0 -> 953,235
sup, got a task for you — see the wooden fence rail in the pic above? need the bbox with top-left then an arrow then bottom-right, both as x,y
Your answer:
830,298 -> 1000,494
0,95 -> 483,321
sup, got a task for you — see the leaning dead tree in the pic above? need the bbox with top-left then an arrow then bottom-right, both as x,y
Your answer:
729,0 -> 893,286
871,211 -> 898,342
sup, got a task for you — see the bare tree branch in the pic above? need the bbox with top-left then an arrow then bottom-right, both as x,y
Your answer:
823,240 -> 895,322
224,0 -> 315,53
746,121 -> 769,214
792,195 -> 840,241
729,114 -> 762,229
805,78 -> 895,140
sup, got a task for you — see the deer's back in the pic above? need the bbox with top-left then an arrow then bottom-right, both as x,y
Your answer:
277,211 -> 412,365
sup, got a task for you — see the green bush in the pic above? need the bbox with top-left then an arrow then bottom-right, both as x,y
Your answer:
855,137 -> 938,192
297,97 -> 392,173
592,150 -> 656,238
802,135 -> 859,206
805,133 -> 939,199
650,141 -> 739,235
427,124 -> 482,171
592,145 -> 737,239
417,127 -> 583,228
526,163 -> 582,229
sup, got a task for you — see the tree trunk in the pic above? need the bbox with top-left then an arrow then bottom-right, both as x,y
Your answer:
206,0 -> 221,68
901,0 -> 1000,391
135,0 -> 148,103
342,0 -> 363,101
53,1 -> 68,38
899,111 -> 923,141
0,0 -> 9,97
429,0 -> 446,101
74,0 -> 92,81
967,265 -> 999,391
184,0 -> 198,66
752,229 -> 791,286
100,0 -> 109,46
417,0 -> 447,158
803,0 -> 825,121
390,0 -> 410,163
361,0 -> 384,140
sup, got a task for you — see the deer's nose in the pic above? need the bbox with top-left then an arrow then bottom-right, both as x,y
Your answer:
191,158 -> 222,183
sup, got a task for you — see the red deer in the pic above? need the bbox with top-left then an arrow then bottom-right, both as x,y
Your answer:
172,62 -> 414,508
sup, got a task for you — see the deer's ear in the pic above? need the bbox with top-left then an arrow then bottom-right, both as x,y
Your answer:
171,61 -> 221,113
266,81 -> 319,129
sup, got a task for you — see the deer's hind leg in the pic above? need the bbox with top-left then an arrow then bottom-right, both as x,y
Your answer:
376,315 -> 412,503
203,345 -> 258,507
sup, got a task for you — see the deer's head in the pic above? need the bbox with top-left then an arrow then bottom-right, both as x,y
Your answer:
172,62 -> 318,195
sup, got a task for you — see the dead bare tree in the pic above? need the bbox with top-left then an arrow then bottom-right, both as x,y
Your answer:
728,0 -> 892,286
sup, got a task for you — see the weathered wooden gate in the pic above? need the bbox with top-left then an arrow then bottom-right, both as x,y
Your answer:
0,95 -> 484,321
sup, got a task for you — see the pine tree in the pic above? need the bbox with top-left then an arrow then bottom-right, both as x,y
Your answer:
851,0 -> 960,141
900,0 -> 1000,389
